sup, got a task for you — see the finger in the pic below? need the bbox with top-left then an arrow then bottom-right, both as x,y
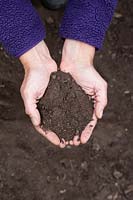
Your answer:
69,140 -> 74,145
80,113 -> 97,144
23,97 -> 41,127
24,95 -> 61,147
59,138 -> 66,148
95,84 -> 107,119
73,135 -> 80,146
36,126 -> 60,146
30,109 -> 41,127
82,87 -> 95,96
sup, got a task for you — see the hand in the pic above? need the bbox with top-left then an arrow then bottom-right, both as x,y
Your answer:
20,41 -> 66,148
60,39 -> 107,145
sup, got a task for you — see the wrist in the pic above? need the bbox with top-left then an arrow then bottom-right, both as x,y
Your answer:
61,39 -> 95,66
19,40 -> 51,71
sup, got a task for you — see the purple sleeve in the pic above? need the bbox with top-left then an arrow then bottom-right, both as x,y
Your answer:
0,0 -> 46,57
60,0 -> 117,49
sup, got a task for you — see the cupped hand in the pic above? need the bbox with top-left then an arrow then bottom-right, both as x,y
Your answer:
20,41 -> 66,148
60,39 -> 108,145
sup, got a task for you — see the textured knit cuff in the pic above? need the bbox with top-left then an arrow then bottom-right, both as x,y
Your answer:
0,0 -> 46,57
60,0 -> 117,49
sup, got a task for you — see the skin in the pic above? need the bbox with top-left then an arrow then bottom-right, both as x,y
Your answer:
20,41 -> 66,148
60,39 -> 107,145
19,39 -> 107,148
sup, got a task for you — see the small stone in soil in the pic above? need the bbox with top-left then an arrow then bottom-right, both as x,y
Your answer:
113,169 -> 123,179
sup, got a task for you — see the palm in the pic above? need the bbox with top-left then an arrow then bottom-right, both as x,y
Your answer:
21,62 -> 67,148
60,64 -> 107,145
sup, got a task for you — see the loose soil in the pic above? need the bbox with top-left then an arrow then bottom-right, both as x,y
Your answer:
0,0 -> 133,200
38,71 -> 93,141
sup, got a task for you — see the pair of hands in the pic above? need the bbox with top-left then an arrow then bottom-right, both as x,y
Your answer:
20,39 -> 107,148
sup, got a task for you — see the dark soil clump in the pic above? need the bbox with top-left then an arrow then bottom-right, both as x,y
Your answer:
38,71 -> 93,141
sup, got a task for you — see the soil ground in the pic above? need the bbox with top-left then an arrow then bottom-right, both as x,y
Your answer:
0,0 -> 133,200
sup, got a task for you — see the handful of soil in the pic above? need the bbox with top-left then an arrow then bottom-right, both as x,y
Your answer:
38,71 -> 93,141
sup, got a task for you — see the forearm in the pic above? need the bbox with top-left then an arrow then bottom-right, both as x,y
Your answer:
0,0 -> 45,57
60,0 -> 117,49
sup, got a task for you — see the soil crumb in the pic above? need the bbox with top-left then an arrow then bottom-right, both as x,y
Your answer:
38,71 -> 93,141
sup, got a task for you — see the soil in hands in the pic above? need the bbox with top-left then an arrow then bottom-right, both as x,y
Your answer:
38,71 -> 93,141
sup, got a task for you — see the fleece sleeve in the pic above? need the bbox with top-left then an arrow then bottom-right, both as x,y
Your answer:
60,0 -> 117,49
0,0 -> 45,57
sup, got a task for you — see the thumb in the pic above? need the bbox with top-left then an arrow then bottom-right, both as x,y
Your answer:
95,86 -> 107,119
95,103 -> 104,119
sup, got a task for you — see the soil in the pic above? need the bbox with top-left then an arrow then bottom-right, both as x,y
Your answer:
38,71 -> 93,141
0,0 -> 133,200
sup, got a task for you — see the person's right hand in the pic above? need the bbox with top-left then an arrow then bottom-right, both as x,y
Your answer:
20,41 -> 66,148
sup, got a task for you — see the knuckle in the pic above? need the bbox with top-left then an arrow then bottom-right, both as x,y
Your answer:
104,97 -> 108,107
105,100 -> 108,107
20,85 -> 24,95
103,81 -> 108,89
25,107 -> 32,116
22,89 -> 28,96
21,88 -> 29,98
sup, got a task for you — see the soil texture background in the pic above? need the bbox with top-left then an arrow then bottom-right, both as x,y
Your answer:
0,0 -> 133,200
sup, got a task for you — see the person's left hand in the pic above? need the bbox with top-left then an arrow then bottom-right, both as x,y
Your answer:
60,39 -> 108,146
